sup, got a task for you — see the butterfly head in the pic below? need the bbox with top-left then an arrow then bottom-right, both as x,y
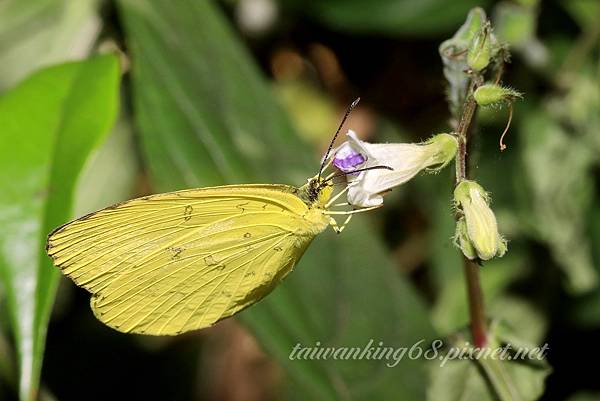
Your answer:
299,176 -> 333,207
301,98 -> 361,208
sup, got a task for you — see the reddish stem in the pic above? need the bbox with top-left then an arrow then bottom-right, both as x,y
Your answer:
455,76 -> 488,348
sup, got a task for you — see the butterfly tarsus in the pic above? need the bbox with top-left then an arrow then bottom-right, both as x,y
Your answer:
324,204 -> 382,216
325,186 -> 350,208
327,203 -> 383,233
329,215 -> 353,234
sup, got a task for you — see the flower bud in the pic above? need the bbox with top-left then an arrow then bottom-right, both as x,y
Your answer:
454,217 -> 478,260
439,8 -> 490,115
467,22 -> 492,71
454,180 -> 507,260
423,133 -> 460,171
455,7 -> 487,43
474,84 -> 522,107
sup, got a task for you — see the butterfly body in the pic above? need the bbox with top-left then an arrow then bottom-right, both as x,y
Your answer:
47,180 -> 333,335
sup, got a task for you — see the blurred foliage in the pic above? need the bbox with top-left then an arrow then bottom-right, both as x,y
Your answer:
280,0 -> 490,36
0,0 -> 599,401
0,55 -> 120,400
0,0 -> 102,91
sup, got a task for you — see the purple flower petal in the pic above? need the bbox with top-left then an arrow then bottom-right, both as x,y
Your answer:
333,148 -> 366,172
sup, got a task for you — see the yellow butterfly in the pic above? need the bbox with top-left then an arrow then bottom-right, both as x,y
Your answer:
46,99 -> 386,335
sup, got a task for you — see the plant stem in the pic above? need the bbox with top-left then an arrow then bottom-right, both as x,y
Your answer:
464,259 -> 488,347
454,79 -> 480,182
454,74 -> 488,348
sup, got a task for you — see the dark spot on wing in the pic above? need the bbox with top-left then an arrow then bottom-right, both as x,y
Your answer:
236,202 -> 250,213
243,232 -> 251,238
169,247 -> 183,259
183,205 -> 193,221
274,246 -> 283,252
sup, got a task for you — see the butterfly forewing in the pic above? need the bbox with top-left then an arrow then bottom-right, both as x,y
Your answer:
46,185 -> 329,335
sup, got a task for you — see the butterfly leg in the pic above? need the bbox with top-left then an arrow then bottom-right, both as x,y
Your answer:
326,204 -> 382,233
325,186 -> 350,208
324,204 -> 383,215
329,215 -> 353,234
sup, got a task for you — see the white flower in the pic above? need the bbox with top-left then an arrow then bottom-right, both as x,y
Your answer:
332,130 -> 458,207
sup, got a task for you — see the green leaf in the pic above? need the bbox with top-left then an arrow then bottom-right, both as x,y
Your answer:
431,251 -> 527,335
427,329 -> 551,401
117,0 -> 435,398
0,0 -> 102,92
0,54 -> 120,401
118,0 -> 313,189
280,0 -> 489,36
489,296 -> 547,345
519,110 -> 598,293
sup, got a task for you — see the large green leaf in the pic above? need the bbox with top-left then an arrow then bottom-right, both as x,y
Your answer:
117,0 -> 434,399
0,54 -> 120,401
279,0 -> 488,36
0,0 -> 102,92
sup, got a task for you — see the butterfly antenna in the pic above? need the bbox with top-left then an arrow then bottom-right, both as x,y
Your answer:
317,97 -> 361,182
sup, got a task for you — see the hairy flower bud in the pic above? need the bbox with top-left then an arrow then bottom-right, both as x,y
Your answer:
474,84 -> 522,107
439,8 -> 488,114
454,180 -> 507,260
